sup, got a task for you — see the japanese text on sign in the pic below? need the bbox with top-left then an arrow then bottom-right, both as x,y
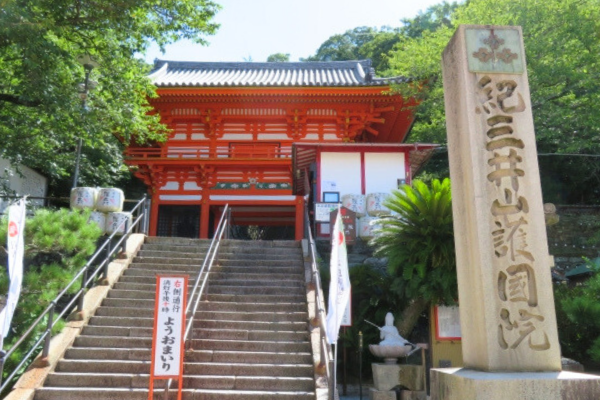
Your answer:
475,75 -> 550,352
153,276 -> 186,377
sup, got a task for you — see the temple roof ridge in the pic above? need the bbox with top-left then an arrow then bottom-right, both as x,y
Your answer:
149,59 -> 408,87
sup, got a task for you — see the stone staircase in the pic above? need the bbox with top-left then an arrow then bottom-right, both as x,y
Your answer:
35,237 -> 316,400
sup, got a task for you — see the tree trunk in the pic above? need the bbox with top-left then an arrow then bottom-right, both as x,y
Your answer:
396,297 -> 430,338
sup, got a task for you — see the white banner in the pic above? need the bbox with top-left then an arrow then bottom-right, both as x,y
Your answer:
152,276 -> 187,377
0,198 -> 26,344
325,206 -> 351,344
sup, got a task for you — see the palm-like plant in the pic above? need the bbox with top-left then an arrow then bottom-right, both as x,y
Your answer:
371,178 -> 456,336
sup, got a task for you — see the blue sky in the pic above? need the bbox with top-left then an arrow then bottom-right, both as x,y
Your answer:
144,0 -> 443,63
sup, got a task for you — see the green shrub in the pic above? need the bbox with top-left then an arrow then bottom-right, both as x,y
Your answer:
0,207 -> 102,388
554,262 -> 600,369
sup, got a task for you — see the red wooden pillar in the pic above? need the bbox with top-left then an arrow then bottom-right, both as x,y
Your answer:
200,199 -> 210,239
295,196 -> 305,241
149,192 -> 159,237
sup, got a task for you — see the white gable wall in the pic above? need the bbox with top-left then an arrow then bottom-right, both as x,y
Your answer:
364,152 -> 406,194
319,152 -> 361,201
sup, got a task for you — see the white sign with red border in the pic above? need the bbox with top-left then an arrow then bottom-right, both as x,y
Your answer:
148,275 -> 188,400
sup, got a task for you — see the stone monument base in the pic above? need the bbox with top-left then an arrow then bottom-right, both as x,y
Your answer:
372,364 -> 424,391
369,388 -> 426,400
431,368 -> 600,400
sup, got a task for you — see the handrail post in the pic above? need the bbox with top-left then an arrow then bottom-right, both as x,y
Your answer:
121,220 -> 129,255
77,267 -> 88,313
143,195 -> 150,235
103,238 -> 112,282
41,302 -> 55,360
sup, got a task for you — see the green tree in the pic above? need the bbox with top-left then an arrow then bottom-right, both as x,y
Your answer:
388,0 -> 600,156
267,53 -> 290,62
304,4 -> 459,74
370,178 -> 456,337
555,260 -> 600,368
399,1 -> 458,39
0,0 -> 220,192
303,26 -> 402,73
0,208 -> 103,384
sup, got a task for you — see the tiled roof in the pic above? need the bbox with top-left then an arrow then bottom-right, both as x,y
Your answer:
148,59 -> 408,87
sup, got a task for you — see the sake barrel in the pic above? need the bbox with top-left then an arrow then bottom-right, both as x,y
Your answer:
105,212 -> 132,236
88,211 -> 107,235
366,193 -> 390,216
70,187 -> 97,210
341,194 -> 366,217
358,216 -> 381,239
96,188 -> 125,212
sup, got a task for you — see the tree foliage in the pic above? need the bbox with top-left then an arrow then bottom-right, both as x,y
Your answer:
304,3 -> 458,74
303,26 -> 402,73
266,53 -> 290,62
0,0 -> 220,191
0,208 -> 103,384
554,261 -> 600,368
370,178 -> 456,336
388,0 -> 600,156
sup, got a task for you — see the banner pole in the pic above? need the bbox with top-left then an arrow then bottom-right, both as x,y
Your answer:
333,341 -> 338,397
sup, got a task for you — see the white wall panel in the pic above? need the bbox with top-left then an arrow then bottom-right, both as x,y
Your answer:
364,152 -> 405,194
320,152 -> 361,199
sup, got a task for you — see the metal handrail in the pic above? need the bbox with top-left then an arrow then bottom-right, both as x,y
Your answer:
163,204 -> 231,399
305,206 -> 335,400
0,195 -> 150,392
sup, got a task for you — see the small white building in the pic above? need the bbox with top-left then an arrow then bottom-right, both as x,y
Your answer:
0,158 -> 48,215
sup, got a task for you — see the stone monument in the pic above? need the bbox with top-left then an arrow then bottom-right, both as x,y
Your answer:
435,24 -> 600,399
368,313 -> 426,400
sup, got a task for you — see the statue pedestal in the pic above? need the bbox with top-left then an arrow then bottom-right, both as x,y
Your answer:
370,363 -> 426,400
430,368 -> 600,400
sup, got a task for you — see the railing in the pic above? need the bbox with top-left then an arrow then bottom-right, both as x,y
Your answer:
305,206 -> 335,400
126,145 -> 292,160
0,195 -> 150,393
162,204 -> 231,399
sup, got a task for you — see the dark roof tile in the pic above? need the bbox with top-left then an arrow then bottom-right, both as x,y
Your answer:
149,59 -> 408,87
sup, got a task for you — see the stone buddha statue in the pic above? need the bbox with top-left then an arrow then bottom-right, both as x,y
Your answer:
379,312 -> 409,346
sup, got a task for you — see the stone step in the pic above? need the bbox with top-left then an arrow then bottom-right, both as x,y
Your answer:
207,279 -> 305,288
199,301 -> 307,313
46,372 -> 314,391
198,319 -> 308,332
54,360 -> 312,377
190,339 -> 311,353
195,310 -> 308,322
206,285 -> 305,296
87,315 -> 307,331
111,282 -> 305,296
203,293 -> 306,303
217,259 -> 303,268
196,328 -> 308,342
123,267 -> 210,277
117,274 -> 303,287
132,257 -> 302,268
74,335 -> 151,349
137,249 -> 301,260
105,290 -> 306,304
93,307 -> 308,321
35,387 -> 314,400
80,325 -> 308,342
64,347 -> 313,364
126,263 -> 303,276
87,316 -> 154,327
